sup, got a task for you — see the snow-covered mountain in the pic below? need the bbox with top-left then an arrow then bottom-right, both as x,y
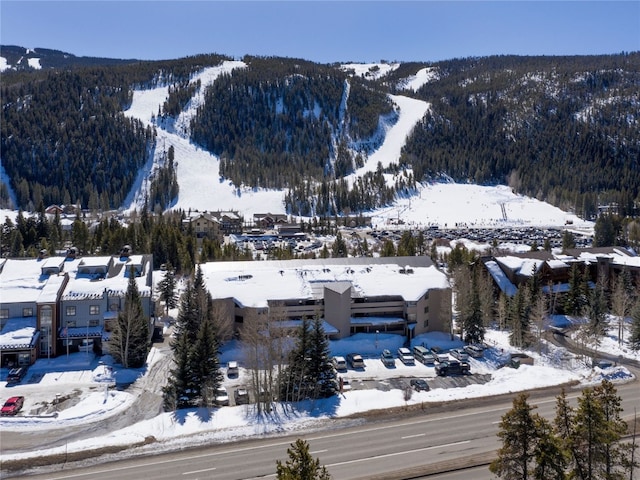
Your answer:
120,61 -> 591,230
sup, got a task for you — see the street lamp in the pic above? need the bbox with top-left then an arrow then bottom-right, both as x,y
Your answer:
375,330 -> 379,350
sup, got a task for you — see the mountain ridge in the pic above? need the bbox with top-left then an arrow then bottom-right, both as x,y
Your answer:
1,47 -> 638,221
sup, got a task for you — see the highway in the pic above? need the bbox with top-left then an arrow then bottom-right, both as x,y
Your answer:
16,379 -> 639,480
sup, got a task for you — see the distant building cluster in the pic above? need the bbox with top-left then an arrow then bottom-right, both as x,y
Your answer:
484,246 -> 640,297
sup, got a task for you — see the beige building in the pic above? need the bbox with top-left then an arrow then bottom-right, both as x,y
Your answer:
201,256 -> 451,341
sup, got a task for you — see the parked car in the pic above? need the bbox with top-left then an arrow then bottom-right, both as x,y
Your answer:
464,345 -> 484,358
346,353 -> 364,369
78,339 -> 94,352
413,345 -> 435,364
380,349 -> 395,367
1,396 -> 24,416
435,359 -> 470,376
214,387 -> 229,406
332,356 -> 347,372
7,367 -> 27,384
397,347 -> 415,365
234,387 -> 249,405
430,347 -> 449,363
450,348 -> 469,361
227,361 -> 239,377
410,379 -> 430,391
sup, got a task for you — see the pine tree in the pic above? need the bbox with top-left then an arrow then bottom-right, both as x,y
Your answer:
189,317 -> 223,407
278,317 -> 336,401
157,265 -> 179,315
110,267 -> 150,368
563,264 -> 582,316
308,317 -> 337,399
279,317 -> 311,402
556,381 -> 635,480
163,332 -> 192,410
490,393 -> 561,480
585,275 -> 607,340
628,298 -> 640,351
591,380 -> 634,479
531,417 -> 568,480
164,266 -> 222,410
331,231 -> 348,258
276,438 -> 332,480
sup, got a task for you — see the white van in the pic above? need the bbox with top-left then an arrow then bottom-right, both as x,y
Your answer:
413,345 -> 434,364
332,356 -> 347,371
397,347 -> 415,365
227,361 -> 239,377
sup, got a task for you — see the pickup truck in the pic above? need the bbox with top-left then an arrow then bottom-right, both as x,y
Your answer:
435,359 -> 470,376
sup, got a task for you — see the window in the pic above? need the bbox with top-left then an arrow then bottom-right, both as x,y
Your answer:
0,309 -> 8,319
424,306 -> 429,314
66,306 -> 76,316
40,305 -> 53,329
66,320 -> 76,328
89,319 -> 99,327
23,307 -> 33,317
90,305 -> 100,315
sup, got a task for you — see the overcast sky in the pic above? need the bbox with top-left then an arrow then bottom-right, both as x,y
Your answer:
1,1 -> 639,64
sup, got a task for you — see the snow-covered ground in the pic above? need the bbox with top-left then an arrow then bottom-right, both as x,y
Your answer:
1,316 -> 636,462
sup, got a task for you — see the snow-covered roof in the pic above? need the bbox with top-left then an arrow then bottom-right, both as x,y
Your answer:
495,256 -> 544,277
0,257 -> 76,304
0,255 -> 151,306
484,260 -> 517,297
201,257 -> 448,309
64,255 -> 151,300
0,317 -> 38,349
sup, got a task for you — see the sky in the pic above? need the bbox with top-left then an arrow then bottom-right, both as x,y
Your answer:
1,1 -> 639,64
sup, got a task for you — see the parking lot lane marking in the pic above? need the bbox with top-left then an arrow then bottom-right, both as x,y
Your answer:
183,467 -> 217,475
310,449 -> 328,454
401,433 -> 426,439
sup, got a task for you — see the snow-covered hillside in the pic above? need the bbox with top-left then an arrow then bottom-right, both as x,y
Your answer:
0,61 -> 593,231
120,61 -> 591,230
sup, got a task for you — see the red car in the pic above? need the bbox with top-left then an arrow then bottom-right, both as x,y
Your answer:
1,396 -> 24,416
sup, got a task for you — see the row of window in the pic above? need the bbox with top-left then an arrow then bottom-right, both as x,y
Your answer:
0,305 -> 102,318
65,305 -> 101,316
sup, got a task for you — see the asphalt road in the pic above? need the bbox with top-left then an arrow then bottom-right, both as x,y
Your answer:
14,379 -> 640,480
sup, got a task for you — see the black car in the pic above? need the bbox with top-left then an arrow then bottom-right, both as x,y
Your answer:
410,379 -> 429,391
7,367 -> 27,384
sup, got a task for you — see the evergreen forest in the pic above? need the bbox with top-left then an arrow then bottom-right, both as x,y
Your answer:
1,48 -> 639,221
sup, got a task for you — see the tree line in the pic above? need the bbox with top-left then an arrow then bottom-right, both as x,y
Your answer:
394,53 -> 640,219
6,53 -> 638,221
447,242 -> 640,356
491,381 -> 637,479
0,54 -> 229,211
